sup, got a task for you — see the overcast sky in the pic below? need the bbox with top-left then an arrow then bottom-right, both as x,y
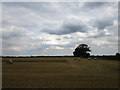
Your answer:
2,2 -> 118,56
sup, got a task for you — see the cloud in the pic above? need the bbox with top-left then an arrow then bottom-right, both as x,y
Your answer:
62,18 -> 88,33
41,18 -> 89,35
87,30 -> 106,38
2,2 -> 118,55
90,18 -> 114,30
2,26 -> 27,40
84,2 -> 110,9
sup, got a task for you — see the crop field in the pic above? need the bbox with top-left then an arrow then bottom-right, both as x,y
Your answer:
2,57 -> 119,88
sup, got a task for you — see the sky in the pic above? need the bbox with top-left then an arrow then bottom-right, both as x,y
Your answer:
2,2 -> 118,56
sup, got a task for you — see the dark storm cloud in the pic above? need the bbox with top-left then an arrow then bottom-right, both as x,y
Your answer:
91,19 -> 114,30
83,2 -> 112,9
42,19 -> 88,35
62,20 -> 88,33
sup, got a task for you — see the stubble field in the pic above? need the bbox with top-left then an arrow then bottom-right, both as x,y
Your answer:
2,57 -> 118,88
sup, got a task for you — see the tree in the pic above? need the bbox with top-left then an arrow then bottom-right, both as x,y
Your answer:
116,53 -> 120,56
73,44 -> 91,58
116,53 -> 120,60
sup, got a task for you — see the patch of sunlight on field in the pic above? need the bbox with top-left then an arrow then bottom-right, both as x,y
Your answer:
2,57 -> 118,88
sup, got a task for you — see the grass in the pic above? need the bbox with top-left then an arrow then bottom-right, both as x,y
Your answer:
2,57 -> 118,88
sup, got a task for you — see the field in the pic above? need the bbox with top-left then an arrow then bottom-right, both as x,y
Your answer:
2,57 -> 118,88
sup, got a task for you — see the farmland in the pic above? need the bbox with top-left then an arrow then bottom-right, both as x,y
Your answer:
2,57 -> 118,88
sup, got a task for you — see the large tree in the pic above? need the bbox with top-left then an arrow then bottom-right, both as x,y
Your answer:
73,44 -> 91,58
116,53 -> 120,60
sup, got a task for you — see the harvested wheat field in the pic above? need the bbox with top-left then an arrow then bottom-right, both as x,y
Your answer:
2,57 -> 118,88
